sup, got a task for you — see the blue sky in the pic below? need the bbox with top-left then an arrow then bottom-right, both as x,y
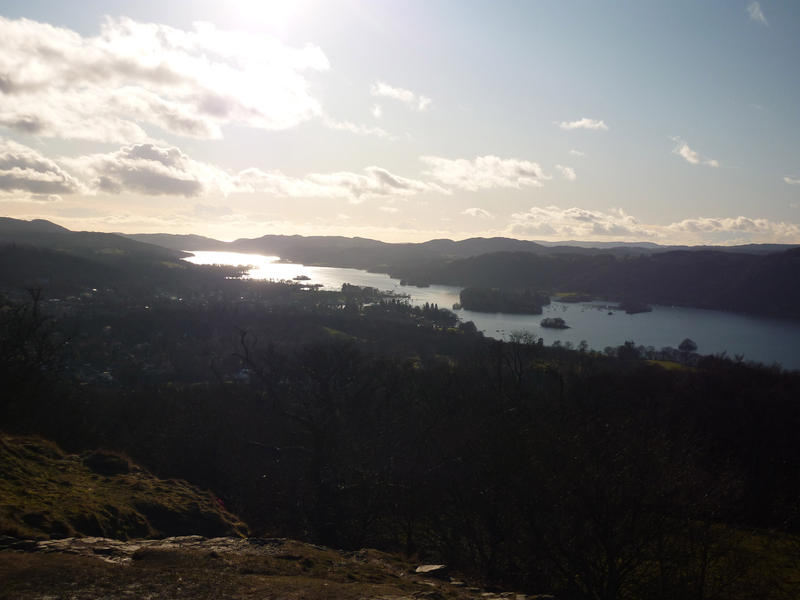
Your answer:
1,0 -> 799,243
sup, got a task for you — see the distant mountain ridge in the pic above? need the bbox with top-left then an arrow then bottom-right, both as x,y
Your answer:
122,224 -> 800,319
0,218 -> 218,297
0,217 -> 70,234
0,218 -> 187,262
121,229 -> 799,259
2,217 -> 797,257
533,239 -> 661,249
3,218 -> 800,318
120,232 -> 229,252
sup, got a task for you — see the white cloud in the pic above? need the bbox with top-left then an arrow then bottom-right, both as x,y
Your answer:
379,206 -> 400,213
32,194 -> 64,203
509,206 -> 647,238
506,206 -> 800,244
670,137 -> 719,167
0,138 -> 81,197
323,117 -> 390,138
675,143 -> 700,165
370,81 -> 431,111
462,207 -> 492,218
53,139 -> 439,202
0,16 -> 329,143
236,165 -> 444,203
557,117 -> 608,131
784,176 -> 800,185
421,155 -> 550,191
668,216 -> 798,238
747,2 -> 768,25
569,149 -> 586,157
63,143 -> 235,197
0,194 -> 64,204
371,104 -> 383,119
555,165 -> 577,181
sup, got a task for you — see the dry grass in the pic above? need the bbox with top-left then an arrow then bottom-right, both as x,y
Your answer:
0,433 -> 247,540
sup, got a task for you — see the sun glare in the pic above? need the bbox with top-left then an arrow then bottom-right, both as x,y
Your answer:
230,0 -> 312,32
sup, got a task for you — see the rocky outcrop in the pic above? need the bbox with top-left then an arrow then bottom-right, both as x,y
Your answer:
0,433 -> 248,540
0,536 -> 550,599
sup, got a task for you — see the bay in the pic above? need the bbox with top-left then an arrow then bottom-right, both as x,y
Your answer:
183,250 -> 800,370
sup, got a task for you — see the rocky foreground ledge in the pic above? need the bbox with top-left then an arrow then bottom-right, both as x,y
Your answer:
0,535 -> 552,599
0,434 -> 555,597
0,433 -> 247,540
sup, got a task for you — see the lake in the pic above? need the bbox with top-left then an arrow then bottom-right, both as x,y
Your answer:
183,250 -> 800,371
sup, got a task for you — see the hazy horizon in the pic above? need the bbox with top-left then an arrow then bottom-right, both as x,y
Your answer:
13,214 -> 798,248
2,1 -> 800,245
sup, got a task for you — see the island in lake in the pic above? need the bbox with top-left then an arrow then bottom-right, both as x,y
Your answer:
617,301 -> 653,314
458,287 -> 550,314
540,317 -> 569,329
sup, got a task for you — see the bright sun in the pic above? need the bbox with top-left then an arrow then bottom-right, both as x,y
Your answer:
230,0 -> 313,32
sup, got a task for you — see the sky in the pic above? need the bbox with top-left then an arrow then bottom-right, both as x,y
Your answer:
1,0 -> 799,244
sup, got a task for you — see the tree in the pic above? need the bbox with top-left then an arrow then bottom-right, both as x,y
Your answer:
679,338 -> 698,353
0,289 -> 65,424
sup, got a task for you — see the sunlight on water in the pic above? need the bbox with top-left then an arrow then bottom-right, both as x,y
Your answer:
183,250 -> 800,370
183,251 -> 310,282
182,250 -> 462,305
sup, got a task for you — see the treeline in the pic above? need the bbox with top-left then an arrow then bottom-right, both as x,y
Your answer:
5,217 -> 800,318
388,248 -> 800,319
2,284 -> 800,599
0,242 -> 244,301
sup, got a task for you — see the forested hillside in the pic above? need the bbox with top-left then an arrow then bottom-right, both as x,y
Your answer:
387,248 -> 800,318
5,218 -> 800,318
2,232 -> 799,598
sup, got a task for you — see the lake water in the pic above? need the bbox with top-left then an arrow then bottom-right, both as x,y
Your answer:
184,250 -> 800,371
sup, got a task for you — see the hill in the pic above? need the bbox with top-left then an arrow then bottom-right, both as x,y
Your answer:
123,232 -> 229,252
128,228 -> 799,264
3,257 -> 800,597
386,247 -> 800,318
0,218 -> 187,264
0,217 -> 69,235
0,218 -> 248,299
4,216 -> 800,317
0,433 -> 537,598
0,244 -> 117,295
120,227 -> 800,318
0,433 -> 247,540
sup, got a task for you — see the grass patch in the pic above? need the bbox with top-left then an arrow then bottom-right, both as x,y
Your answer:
646,359 -> 692,371
0,433 -> 247,540
553,291 -> 594,302
322,326 -> 357,341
